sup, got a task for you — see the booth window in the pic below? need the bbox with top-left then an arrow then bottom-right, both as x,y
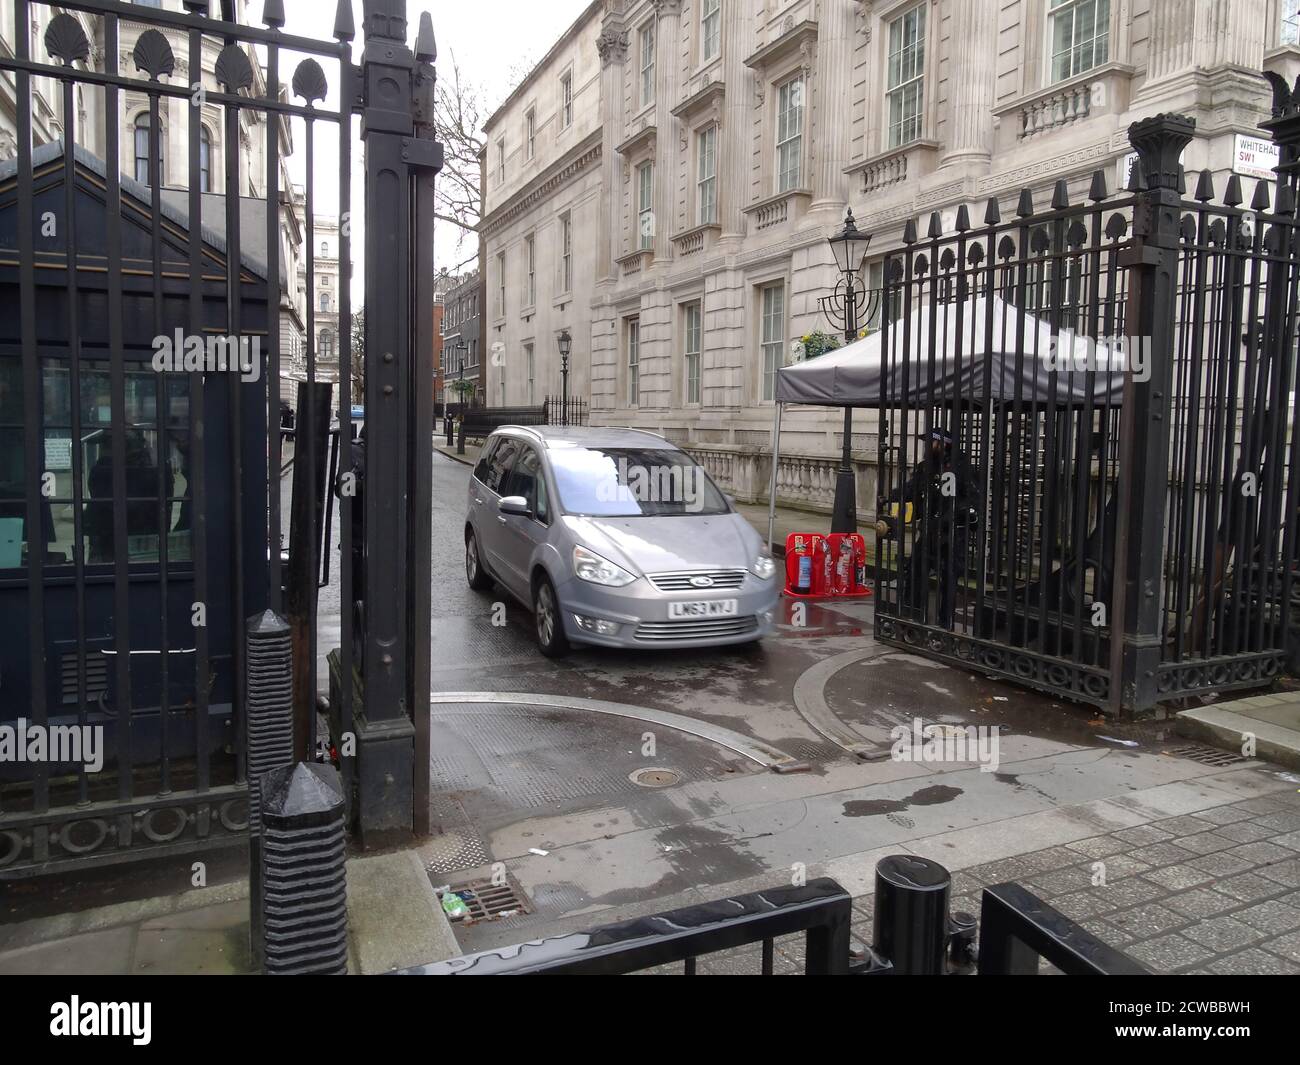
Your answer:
0,358 -> 193,569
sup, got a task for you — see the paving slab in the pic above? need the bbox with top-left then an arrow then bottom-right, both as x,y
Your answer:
0,926 -> 137,976
133,926 -> 251,976
1177,694 -> 1300,771
345,849 -> 461,974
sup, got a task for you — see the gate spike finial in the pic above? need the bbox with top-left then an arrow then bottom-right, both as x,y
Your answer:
1051,178 -> 1070,210
1223,173 -> 1243,207
927,211 -> 943,238
1277,184 -> 1295,216
263,0 -> 285,28
1016,187 -> 1034,217
902,218 -> 918,245
182,0 -> 209,14
415,12 -> 436,63
1126,161 -> 1145,192
954,204 -> 971,232
983,196 -> 1001,225
1193,169 -> 1215,203
1251,178 -> 1272,211
1088,169 -> 1108,202
334,0 -> 356,42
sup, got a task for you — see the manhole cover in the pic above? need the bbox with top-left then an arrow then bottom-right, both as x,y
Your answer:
433,875 -> 531,925
1164,743 -> 1248,767
629,767 -> 682,788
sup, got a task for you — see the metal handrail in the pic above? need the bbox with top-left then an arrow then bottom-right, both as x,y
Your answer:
396,877 -> 853,975
976,881 -> 1151,975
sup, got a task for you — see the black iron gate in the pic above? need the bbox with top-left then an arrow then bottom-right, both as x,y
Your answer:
0,0 -> 438,876
874,100 -> 1300,716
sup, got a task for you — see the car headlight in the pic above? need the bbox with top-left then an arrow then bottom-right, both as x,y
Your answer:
750,553 -> 777,580
573,545 -> 637,587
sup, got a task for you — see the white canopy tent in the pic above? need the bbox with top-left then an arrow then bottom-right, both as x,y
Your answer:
764,294 -> 1133,550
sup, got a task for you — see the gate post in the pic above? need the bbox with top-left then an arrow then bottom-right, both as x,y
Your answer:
1111,114 -> 1195,714
351,0 -> 440,844
1260,76 -> 1300,675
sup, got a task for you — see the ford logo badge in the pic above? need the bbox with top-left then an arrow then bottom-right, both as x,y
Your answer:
689,575 -> 714,588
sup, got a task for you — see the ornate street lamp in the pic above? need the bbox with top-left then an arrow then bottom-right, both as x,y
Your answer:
557,329 -> 572,426
819,208 -> 873,534
447,337 -> 467,452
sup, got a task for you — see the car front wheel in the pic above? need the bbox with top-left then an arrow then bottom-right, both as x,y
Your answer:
532,574 -> 570,658
465,529 -> 492,591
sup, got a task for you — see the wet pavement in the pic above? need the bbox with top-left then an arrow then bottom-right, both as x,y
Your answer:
401,452 -> 1300,973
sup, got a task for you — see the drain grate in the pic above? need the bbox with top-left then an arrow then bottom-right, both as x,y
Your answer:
1164,743 -> 1248,767
777,739 -> 852,762
434,876 -> 531,925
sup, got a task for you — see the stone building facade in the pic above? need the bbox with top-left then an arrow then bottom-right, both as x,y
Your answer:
487,0 -> 1300,510
441,269 -> 485,404
480,2 -> 606,413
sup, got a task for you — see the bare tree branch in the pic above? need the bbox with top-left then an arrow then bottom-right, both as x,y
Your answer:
433,53 -> 487,248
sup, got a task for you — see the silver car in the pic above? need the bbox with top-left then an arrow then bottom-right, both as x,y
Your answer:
463,425 -> 779,656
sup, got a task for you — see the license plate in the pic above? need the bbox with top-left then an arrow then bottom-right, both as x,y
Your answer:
667,599 -> 738,619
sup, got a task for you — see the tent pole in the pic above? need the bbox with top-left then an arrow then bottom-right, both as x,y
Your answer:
767,402 -> 783,554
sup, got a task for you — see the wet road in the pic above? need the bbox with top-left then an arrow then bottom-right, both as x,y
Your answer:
319,451 -> 1239,956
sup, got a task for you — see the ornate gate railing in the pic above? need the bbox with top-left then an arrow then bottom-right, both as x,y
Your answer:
873,101 -> 1300,715
0,0 -> 438,876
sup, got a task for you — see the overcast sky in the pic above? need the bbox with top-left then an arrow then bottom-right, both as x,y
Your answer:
251,0 -> 590,301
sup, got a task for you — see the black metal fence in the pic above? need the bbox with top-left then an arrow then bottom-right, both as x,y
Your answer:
873,100 -> 1300,714
401,878 -> 853,975
446,396 -> 588,439
0,0 -> 439,875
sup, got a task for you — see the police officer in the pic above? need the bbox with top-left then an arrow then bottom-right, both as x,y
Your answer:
879,426 -> 979,628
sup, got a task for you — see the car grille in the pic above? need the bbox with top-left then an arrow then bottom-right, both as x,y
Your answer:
647,569 -> 747,592
634,616 -> 759,641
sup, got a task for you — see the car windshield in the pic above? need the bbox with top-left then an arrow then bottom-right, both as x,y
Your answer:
549,446 -> 729,517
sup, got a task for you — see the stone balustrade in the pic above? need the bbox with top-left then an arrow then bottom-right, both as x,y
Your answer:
685,443 -> 879,517
1017,82 -> 1091,138
859,149 -> 908,196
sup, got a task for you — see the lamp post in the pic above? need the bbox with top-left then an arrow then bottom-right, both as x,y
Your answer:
557,329 -> 572,426
448,337 -> 467,452
819,208 -> 872,534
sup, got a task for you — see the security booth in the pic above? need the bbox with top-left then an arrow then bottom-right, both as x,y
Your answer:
0,142 -> 270,872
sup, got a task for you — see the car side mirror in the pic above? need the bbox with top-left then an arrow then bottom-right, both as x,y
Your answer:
499,495 -> 530,516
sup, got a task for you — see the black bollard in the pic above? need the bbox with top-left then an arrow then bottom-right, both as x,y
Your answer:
245,609 -> 295,971
873,854 -> 951,975
260,762 -> 348,974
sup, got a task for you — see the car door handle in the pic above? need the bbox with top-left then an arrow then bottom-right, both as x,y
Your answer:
474,497 -> 484,506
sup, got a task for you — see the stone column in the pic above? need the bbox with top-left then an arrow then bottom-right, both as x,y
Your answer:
812,0 -> 856,213
597,15 -> 629,284
940,0 -> 996,169
719,0 -> 752,243
1146,0 -> 1265,82
653,0 -> 682,262
1209,0 -> 1267,72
